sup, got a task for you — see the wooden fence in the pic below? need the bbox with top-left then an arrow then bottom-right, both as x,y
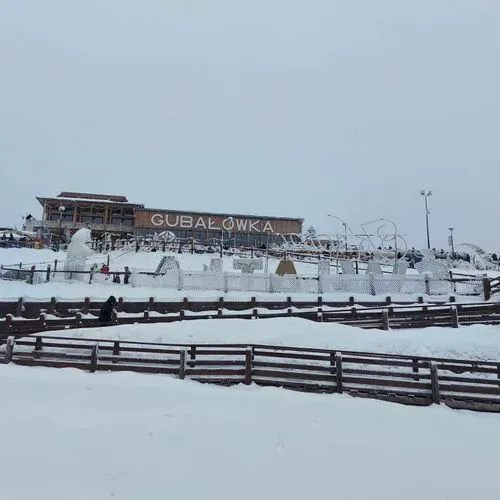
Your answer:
0,295 -> 462,317
1,299 -> 500,339
3,335 -> 500,413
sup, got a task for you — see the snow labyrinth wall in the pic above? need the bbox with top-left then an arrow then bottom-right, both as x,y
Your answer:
130,270 -> 482,296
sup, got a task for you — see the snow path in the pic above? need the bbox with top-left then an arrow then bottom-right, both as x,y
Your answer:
1,363 -> 499,500
38,318 -> 500,361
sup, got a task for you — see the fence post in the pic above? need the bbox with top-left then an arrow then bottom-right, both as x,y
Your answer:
54,259 -> 58,272
317,307 -> 323,322
245,347 -> 253,385
16,297 -> 24,317
46,265 -> 51,282
4,336 -> 15,363
430,361 -> 440,405
113,341 -> 120,356
449,270 -> 457,293
382,309 -> 389,330
90,344 -> 99,373
385,296 -> 391,305
424,275 -> 431,296
369,274 -> 376,296
75,312 -> 82,327
83,297 -> 90,314
412,359 -> 419,381
48,297 -> 57,315
335,352 -> 343,393
189,346 -> 196,367
450,306 -> 459,328
35,336 -> 43,351
483,277 -> 492,301
29,265 -> 35,285
179,349 -> 187,379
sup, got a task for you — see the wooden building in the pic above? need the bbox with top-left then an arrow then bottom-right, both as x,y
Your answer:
34,192 -> 303,246
35,192 -> 143,238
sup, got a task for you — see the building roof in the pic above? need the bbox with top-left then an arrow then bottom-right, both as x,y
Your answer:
58,192 -> 129,202
36,196 -> 143,207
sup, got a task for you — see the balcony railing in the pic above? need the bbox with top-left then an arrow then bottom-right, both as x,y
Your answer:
34,221 -> 133,233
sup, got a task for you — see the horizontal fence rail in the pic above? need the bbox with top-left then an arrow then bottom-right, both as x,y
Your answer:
2,336 -> 500,413
1,299 -> 500,339
0,295 -> 462,317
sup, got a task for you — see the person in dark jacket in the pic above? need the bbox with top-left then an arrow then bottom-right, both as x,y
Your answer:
124,266 -> 131,285
98,296 -> 117,323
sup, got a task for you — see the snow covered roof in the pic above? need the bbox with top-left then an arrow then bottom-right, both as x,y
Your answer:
37,196 -> 143,207
59,192 -> 128,202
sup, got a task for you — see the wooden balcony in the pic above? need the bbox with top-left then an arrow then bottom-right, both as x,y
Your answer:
34,220 -> 134,233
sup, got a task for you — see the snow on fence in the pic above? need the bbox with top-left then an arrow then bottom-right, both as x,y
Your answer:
131,269 -> 483,296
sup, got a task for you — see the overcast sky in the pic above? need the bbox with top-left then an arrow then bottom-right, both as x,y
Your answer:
1,0 -> 499,251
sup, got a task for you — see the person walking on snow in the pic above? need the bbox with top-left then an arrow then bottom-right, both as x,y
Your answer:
98,296 -> 117,323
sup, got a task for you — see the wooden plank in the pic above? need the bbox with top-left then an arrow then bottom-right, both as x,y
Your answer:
343,375 -> 430,391
253,360 -> 331,372
186,368 -> 246,377
252,369 -> 336,383
438,383 -> 500,397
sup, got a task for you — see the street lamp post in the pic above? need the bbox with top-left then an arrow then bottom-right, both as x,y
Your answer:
420,190 -> 432,249
327,214 -> 349,251
448,227 -> 455,257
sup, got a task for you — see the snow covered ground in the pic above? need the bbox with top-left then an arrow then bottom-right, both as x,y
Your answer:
1,363 -> 499,500
36,318 -> 500,361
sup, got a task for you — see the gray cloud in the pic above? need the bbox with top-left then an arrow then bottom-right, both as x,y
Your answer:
1,0 -> 499,251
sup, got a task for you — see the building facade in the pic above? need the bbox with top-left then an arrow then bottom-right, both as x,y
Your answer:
35,192 -> 303,246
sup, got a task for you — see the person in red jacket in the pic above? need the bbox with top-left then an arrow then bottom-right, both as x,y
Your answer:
100,263 -> 109,274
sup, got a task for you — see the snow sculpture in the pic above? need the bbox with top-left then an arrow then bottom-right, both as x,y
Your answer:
233,258 -> 263,274
64,228 -> 93,281
210,258 -> 223,272
318,260 -> 330,276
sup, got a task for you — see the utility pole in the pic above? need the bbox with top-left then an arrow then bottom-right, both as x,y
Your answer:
420,190 -> 432,249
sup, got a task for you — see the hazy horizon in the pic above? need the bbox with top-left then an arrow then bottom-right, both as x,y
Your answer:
1,1 -> 499,251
